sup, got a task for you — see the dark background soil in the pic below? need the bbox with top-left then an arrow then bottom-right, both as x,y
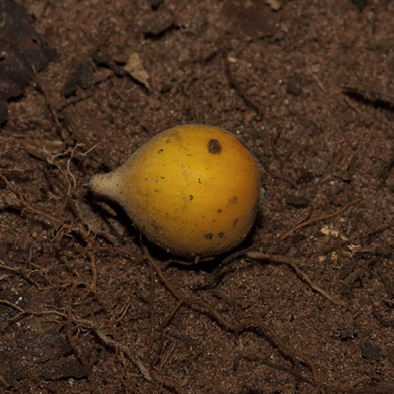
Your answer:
1,0 -> 394,393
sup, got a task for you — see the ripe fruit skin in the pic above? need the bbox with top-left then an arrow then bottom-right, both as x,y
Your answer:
90,124 -> 260,258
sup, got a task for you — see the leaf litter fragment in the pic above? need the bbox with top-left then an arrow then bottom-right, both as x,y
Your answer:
124,52 -> 151,89
0,0 -> 57,124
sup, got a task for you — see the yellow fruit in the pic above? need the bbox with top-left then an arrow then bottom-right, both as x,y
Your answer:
90,124 -> 260,258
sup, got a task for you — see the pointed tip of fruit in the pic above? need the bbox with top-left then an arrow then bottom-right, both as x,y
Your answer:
90,172 -> 121,201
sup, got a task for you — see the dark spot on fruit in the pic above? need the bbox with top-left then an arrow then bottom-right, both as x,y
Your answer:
204,232 -> 213,239
229,196 -> 238,204
218,209 -> 222,213
208,139 -> 221,154
218,232 -> 224,237
158,148 -> 164,153
190,195 -> 193,200
166,138 -> 170,143
198,178 -> 202,183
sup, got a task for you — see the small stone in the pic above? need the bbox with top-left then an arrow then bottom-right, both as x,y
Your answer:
361,342 -> 380,360
286,78 -> 303,96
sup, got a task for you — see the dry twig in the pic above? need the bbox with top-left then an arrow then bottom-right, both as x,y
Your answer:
245,252 -> 347,307
280,199 -> 360,240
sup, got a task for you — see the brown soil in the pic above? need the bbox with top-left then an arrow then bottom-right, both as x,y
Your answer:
1,1 -> 394,393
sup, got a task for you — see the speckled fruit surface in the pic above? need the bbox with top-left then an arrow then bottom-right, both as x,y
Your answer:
91,125 -> 260,257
